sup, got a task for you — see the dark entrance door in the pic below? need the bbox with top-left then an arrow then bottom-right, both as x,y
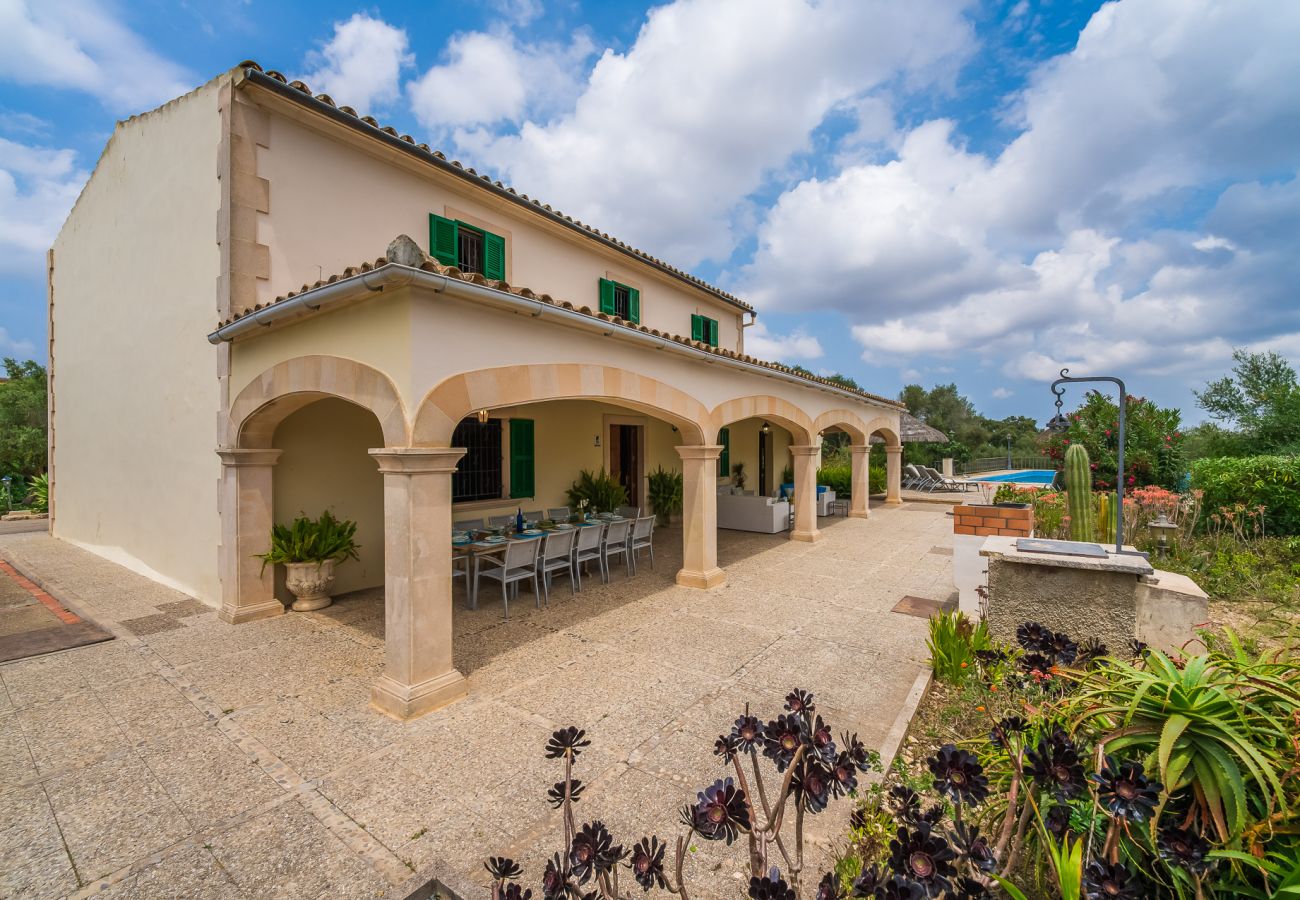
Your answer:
609,423 -> 642,506
758,431 -> 770,496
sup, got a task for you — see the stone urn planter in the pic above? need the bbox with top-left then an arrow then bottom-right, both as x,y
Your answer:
284,559 -> 336,611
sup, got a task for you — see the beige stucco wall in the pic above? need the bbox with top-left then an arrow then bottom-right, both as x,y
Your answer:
272,398 -> 384,597
253,105 -> 745,351
50,79 -> 224,601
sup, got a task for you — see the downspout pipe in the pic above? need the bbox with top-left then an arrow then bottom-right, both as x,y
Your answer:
206,265 -> 901,410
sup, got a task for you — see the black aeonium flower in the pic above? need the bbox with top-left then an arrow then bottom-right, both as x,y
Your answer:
988,716 -> 1028,750
1130,639 -> 1149,658
732,714 -> 764,751
546,780 -> 585,809
1017,621 -> 1053,652
748,867 -> 797,900
829,750 -> 860,796
887,785 -> 922,819
888,822 -> 956,892
1026,730 -> 1087,799
952,820 -> 996,873
849,865 -> 884,897
715,733 -> 741,762
541,853 -> 570,900
810,715 -> 837,760
1157,826 -> 1212,874
486,857 -> 523,881
1083,859 -> 1143,898
1043,803 -> 1071,839
545,727 -> 591,760
974,647 -> 1008,665
1076,636 -> 1108,663
785,688 -> 815,714
815,871 -> 845,900
626,836 -> 667,890
502,885 -> 532,900
685,777 -> 751,844
568,821 -> 623,882
841,731 -> 879,773
1047,630 -> 1078,664
874,874 -> 925,899
927,744 -> 990,806
1020,652 -> 1054,675
793,757 -> 834,812
762,714 -> 807,771
1092,756 -> 1163,823
953,876 -> 990,898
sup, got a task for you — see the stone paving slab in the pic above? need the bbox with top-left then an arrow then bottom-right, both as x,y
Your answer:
0,506 -> 952,898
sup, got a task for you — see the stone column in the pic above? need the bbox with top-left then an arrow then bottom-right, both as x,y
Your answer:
369,448 -> 469,720
790,444 -> 822,542
885,446 -> 904,505
675,445 -> 725,589
849,444 -> 871,519
217,448 -> 284,624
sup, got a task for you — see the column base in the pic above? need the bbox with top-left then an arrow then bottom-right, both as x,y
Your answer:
219,599 -> 285,625
676,567 -> 726,589
848,510 -> 869,519
790,529 -> 823,543
370,669 -> 468,721
884,498 -> 904,507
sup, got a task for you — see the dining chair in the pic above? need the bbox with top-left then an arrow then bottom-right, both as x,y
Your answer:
475,538 -> 542,618
538,528 -> 578,602
488,514 -> 514,527
523,510 -> 544,523
572,523 -> 604,589
546,506 -> 570,522
616,505 -> 641,520
600,519 -> 632,582
454,518 -> 484,533
628,515 -> 655,574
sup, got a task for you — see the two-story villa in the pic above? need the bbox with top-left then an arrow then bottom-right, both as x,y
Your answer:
48,62 -> 906,719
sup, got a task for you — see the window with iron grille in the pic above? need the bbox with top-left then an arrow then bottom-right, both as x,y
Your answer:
457,227 -> 484,275
451,417 -> 502,502
612,284 -> 631,319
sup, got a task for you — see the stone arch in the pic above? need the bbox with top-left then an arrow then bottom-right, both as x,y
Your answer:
862,416 -> 902,449
412,363 -> 711,445
811,409 -> 873,443
227,355 -> 410,449
708,396 -> 815,444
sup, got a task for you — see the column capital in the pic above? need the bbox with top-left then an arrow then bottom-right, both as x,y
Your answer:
848,444 -> 872,453
789,444 -> 822,457
217,448 -> 282,467
675,444 -> 723,461
884,445 -> 904,455
369,447 -> 466,474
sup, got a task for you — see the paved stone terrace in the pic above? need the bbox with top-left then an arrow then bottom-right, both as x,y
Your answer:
0,505 -> 953,899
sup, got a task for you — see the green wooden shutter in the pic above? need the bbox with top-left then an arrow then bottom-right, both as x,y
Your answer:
429,214 -> 458,266
707,317 -> 719,347
509,419 -> 535,499
627,287 -> 640,323
599,278 -> 616,315
691,314 -> 704,342
483,230 -> 506,280
718,427 -> 730,476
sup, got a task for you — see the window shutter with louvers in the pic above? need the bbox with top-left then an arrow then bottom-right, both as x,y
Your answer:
429,214 -> 458,266
691,314 -> 703,342
628,287 -> 640,324
599,278 -> 616,315
718,427 -> 730,476
483,231 -> 506,280
509,419 -> 535,499
707,318 -> 719,347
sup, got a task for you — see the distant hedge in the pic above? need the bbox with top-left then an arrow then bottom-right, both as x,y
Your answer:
1190,455 -> 1300,535
817,464 -> 887,498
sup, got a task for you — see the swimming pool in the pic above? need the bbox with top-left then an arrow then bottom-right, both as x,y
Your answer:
977,470 -> 1058,485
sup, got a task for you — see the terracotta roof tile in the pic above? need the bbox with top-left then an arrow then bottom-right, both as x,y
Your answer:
216,237 -> 902,410
234,60 -> 754,313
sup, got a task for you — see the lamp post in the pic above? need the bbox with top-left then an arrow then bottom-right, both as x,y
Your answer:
1049,368 -> 1130,556
1005,433 -> 1012,470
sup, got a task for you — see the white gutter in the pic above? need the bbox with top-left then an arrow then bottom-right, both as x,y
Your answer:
206,265 -> 903,411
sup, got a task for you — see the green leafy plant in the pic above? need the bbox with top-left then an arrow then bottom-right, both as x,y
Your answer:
1191,455 -> 1300,535
926,610 -> 991,684
257,511 -> 359,573
565,468 -> 628,514
26,473 -> 49,513
730,461 -> 746,490
645,465 -> 682,526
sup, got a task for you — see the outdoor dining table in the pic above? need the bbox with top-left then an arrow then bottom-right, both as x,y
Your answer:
453,521 -> 606,610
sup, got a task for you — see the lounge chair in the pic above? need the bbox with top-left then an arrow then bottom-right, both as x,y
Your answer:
922,466 -> 980,492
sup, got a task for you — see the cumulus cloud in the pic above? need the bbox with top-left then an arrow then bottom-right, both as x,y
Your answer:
745,321 -> 824,363
0,0 -> 193,113
301,13 -> 413,114
408,29 -> 595,131
488,0 -> 545,27
992,387 -> 1013,399
0,138 -> 86,273
460,0 -> 974,267
737,0 -> 1300,396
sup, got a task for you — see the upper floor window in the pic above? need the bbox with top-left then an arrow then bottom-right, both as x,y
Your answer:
430,214 -> 505,280
599,278 -> 640,324
691,314 -> 719,347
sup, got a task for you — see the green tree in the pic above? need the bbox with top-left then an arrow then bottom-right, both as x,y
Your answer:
0,359 -> 47,478
1039,390 -> 1184,490
1194,348 -> 1300,454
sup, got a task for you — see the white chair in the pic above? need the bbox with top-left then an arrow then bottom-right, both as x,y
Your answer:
629,515 -> 655,573
616,505 -> 641,520
523,510 -> 544,524
601,519 -> 632,582
488,514 -> 514,527
452,553 -> 469,598
546,507 -> 570,522
454,518 -> 484,532
572,524 -> 604,590
539,529 -> 578,601
475,538 -> 542,618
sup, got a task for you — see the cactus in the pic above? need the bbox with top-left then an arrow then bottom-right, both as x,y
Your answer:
1097,490 -> 1119,544
1064,443 -> 1096,542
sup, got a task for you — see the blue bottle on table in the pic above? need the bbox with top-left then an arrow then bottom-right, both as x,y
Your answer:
516,507 -> 525,533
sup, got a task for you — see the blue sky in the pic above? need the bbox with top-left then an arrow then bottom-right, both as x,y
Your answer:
2,0 -> 1298,425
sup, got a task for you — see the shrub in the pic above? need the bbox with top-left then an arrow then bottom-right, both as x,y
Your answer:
815,463 -> 887,498
1191,455 -> 1300,535
1039,390 -> 1185,490
257,511 -> 359,572
566,468 -> 628,514
927,610 -> 991,684
645,466 -> 682,526
26,473 -> 48,513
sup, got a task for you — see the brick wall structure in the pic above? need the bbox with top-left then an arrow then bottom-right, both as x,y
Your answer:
954,504 -> 1033,538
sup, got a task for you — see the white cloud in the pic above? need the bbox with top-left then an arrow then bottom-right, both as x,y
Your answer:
408,30 -> 594,131
0,138 -> 86,272
463,0 -> 974,266
745,321 -> 823,362
992,387 -> 1013,399
0,326 -> 37,359
488,0 -> 544,26
737,0 -> 1300,398
301,13 -> 413,114
0,0 -> 193,112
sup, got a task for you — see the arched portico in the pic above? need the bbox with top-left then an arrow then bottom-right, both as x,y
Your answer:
854,418 -> 904,517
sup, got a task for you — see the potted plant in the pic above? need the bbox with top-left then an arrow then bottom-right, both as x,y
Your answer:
731,462 -> 746,491
646,465 -> 683,526
257,511 -> 360,611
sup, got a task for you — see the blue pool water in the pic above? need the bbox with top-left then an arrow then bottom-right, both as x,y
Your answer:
977,470 -> 1058,485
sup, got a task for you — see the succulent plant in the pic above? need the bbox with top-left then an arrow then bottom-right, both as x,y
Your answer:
747,868 -> 797,900
545,726 -> 591,760
1026,730 -> 1087,799
1016,621 -> 1054,652
1092,756 -> 1163,822
927,744 -> 990,806
684,777 -> 751,843
1064,443 -> 1097,541
887,822 -> 956,893
626,837 -> 666,890
762,713 -> 806,771
1157,826 -> 1213,874
1083,859 -> 1143,898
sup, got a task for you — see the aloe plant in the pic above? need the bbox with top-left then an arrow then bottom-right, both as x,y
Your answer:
257,511 -> 359,573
